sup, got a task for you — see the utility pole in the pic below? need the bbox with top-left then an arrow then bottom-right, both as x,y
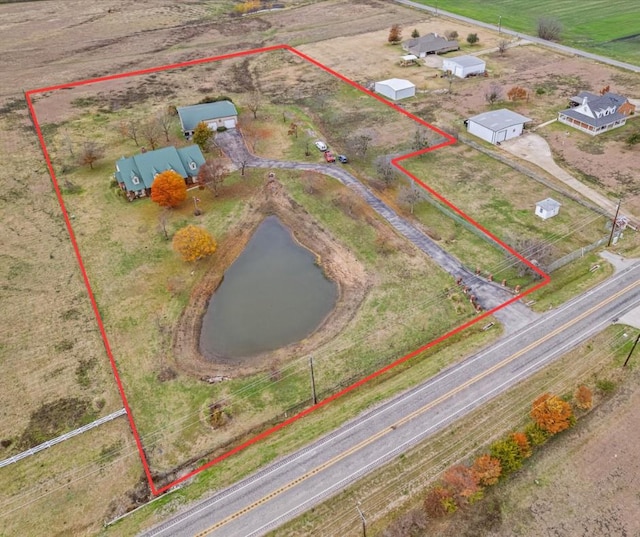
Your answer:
623,333 -> 640,367
309,356 -> 317,405
356,503 -> 367,537
607,199 -> 621,247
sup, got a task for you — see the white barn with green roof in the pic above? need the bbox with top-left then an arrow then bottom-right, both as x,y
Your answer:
114,145 -> 205,201
177,101 -> 238,139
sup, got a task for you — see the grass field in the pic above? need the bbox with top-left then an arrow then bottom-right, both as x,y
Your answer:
413,0 -> 640,64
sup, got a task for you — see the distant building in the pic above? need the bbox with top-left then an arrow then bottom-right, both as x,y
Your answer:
402,33 -> 459,57
374,78 -> 416,101
466,109 -> 531,145
114,145 -> 205,201
558,91 -> 635,136
535,198 -> 561,220
177,101 -> 238,139
442,55 -> 486,78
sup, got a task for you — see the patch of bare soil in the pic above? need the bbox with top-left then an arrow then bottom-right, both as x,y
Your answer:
172,177 -> 370,379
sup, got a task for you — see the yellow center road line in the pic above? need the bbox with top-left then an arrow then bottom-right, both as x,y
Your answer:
195,278 -> 640,536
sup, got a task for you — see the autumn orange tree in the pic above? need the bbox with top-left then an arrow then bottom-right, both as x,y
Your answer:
575,385 -> 593,410
441,465 -> 481,506
530,393 -> 574,435
151,170 -> 187,208
424,485 -> 456,518
172,225 -> 217,262
471,454 -> 502,486
193,121 -> 213,151
507,86 -> 528,101
388,24 -> 402,44
511,431 -> 532,459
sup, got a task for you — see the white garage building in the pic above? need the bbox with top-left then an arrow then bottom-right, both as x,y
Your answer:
442,55 -> 486,78
177,100 -> 238,139
374,78 -> 416,101
466,109 -> 531,145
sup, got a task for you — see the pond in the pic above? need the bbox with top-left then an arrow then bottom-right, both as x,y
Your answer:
200,216 -> 338,361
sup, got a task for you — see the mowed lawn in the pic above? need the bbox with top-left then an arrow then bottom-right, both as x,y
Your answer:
413,0 -> 640,64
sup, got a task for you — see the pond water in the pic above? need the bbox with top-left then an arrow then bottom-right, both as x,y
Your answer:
200,216 -> 338,361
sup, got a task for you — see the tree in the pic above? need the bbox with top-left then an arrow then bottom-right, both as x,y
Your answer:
193,121 -> 213,152
140,120 -> 161,150
424,485 -> 456,518
575,385 -> 593,410
530,393 -> 574,435
287,122 -> 298,139
388,24 -> 402,44
472,454 -> 502,486
78,141 -> 104,169
172,225 -> 217,262
150,170 -> 187,208
412,128 -> 431,152
119,119 -> 140,146
398,185 -> 421,214
197,159 -> 227,197
411,28 -> 420,38
158,208 -> 169,240
485,83 -> 503,104
466,33 -> 479,45
445,30 -> 458,40
511,431 -> 532,459
246,91 -> 262,120
441,465 -> 480,506
507,86 -> 528,101
537,17 -> 562,41
524,422 -> 549,447
155,109 -> 175,142
498,39 -> 509,55
489,436 -> 524,475
348,132 -> 372,157
375,156 -> 397,188
599,85 -> 610,95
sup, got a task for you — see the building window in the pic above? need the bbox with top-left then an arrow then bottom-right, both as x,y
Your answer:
189,161 -> 197,171
132,176 -> 140,185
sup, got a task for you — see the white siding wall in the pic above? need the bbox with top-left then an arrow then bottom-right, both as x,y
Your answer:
374,83 -> 395,101
467,121 -> 494,144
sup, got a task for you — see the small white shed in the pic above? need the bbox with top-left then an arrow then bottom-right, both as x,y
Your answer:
466,109 -> 532,145
374,78 -> 416,101
535,198 -> 561,220
442,55 -> 486,78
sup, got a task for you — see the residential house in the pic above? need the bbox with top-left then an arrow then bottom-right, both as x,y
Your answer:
114,145 -> 205,201
465,109 -> 531,145
402,33 -> 459,57
374,78 -> 416,101
442,55 -> 486,78
558,91 -> 635,135
535,198 -> 561,220
177,100 -> 238,139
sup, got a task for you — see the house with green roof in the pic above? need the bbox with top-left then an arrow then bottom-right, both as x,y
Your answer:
177,101 -> 238,139
114,145 -> 205,201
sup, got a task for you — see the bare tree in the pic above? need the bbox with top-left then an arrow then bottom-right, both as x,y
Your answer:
158,208 -> 170,240
375,156 -> 397,188
398,185 -> 421,214
444,30 -> 458,40
78,141 -> 105,169
246,91 -> 262,120
348,132 -> 373,158
155,109 -> 175,142
140,120 -> 161,150
412,128 -> 431,152
485,83 -> 503,104
119,119 -> 140,146
197,159 -> 227,197
537,17 -> 562,41
498,39 -> 509,55
287,122 -> 298,139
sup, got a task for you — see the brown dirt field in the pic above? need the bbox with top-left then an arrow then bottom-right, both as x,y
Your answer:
1,0 -> 640,535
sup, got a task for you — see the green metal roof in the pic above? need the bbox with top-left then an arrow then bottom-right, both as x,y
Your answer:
177,101 -> 238,132
114,145 -> 205,193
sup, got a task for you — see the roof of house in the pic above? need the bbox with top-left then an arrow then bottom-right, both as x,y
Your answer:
536,198 -> 561,211
376,78 -> 416,91
561,91 -> 630,128
115,145 -> 205,192
402,33 -> 459,55
177,101 -> 238,132
467,109 -> 531,131
444,55 -> 486,68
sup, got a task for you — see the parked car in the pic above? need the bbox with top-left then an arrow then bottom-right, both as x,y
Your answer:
337,154 -> 348,163
315,140 -> 328,151
324,150 -> 336,163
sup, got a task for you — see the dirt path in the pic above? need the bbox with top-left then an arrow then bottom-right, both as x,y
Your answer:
216,130 -> 538,333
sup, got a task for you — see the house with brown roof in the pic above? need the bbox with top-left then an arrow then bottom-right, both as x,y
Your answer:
558,91 -> 635,136
402,33 -> 459,58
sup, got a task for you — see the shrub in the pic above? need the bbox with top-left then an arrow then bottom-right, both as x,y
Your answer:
524,422 -> 549,447
466,33 -> 479,45
596,378 -> 616,394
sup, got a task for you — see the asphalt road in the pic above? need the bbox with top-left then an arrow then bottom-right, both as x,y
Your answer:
141,259 -> 640,537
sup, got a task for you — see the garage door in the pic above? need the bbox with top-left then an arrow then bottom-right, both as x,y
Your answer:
495,130 -> 507,143
224,118 -> 236,129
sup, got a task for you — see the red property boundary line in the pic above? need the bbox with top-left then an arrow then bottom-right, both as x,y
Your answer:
25,44 -> 550,496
